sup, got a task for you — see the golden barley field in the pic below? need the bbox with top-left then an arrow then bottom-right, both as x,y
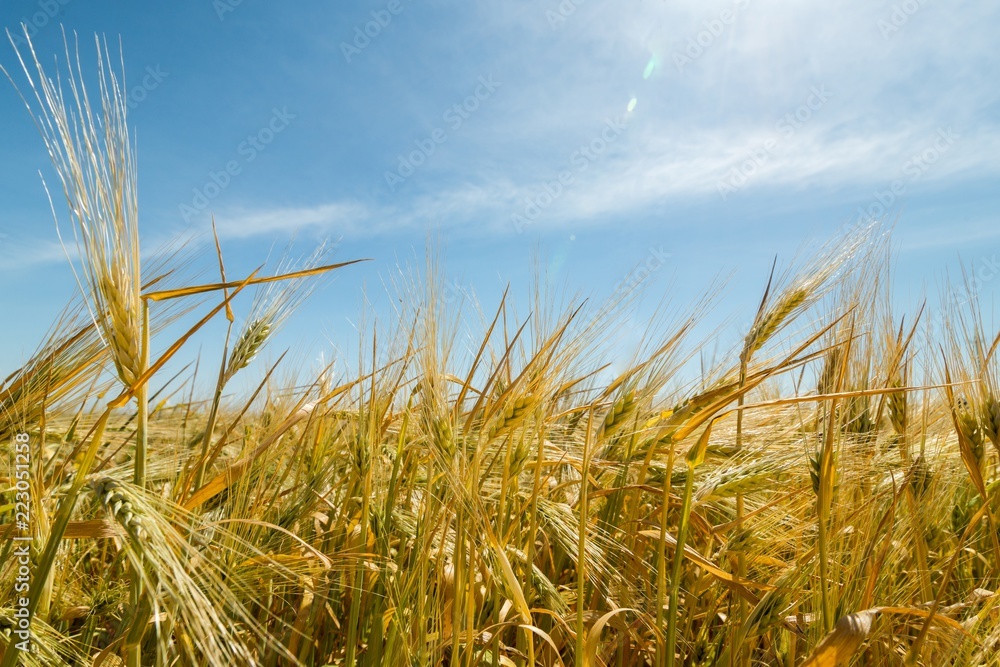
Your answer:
5,33 -> 1000,667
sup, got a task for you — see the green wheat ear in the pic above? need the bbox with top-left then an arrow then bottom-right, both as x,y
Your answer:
887,379 -> 907,435
744,287 -> 808,357
90,477 -> 145,541
225,318 -> 272,381
981,394 -> 1000,448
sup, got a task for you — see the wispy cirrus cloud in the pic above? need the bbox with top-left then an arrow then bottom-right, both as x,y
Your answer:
211,202 -> 373,239
5,0 -> 999,265
199,123 -> 1000,242
194,0 -> 1000,238
0,229 -> 79,271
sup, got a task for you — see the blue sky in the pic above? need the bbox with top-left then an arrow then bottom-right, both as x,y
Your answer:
1,0 -> 999,384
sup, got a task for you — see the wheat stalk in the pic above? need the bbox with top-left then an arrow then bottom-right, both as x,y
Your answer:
6,32 -> 144,389
3,31 -> 155,667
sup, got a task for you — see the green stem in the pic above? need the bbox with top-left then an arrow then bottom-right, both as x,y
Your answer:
134,300 -> 150,489
576,411 -> 593,667
655,441 -> 676,667
735,360 -> 748,667
126,300 -> 150,667
526,422 -> 546,667
124,592 -> 153,665
666,464 -> 696,667
345,454 -> 372,667
191,323 -> 232,495
417,457 -> 433,666
817,455 -> 834,632
452,509 -> 464,665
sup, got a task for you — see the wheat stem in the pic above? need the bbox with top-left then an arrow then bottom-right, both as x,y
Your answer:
655,436 -> 677,667
665,459 -> 696,667
576,409 -> 594,667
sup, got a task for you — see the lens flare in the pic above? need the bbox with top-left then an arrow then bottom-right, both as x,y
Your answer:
643,56 -> 656,79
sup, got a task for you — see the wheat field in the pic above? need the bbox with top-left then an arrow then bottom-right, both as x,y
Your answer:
4,33 -> 1000,667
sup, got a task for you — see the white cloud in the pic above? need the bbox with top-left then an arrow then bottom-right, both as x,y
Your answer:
254,0 -> 997,237
0,235 -> 76,271
210,202 -> 373,239
8,0 -> 1000,259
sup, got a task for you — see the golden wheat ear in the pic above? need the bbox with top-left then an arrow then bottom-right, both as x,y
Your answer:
6,29 -> 144,391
